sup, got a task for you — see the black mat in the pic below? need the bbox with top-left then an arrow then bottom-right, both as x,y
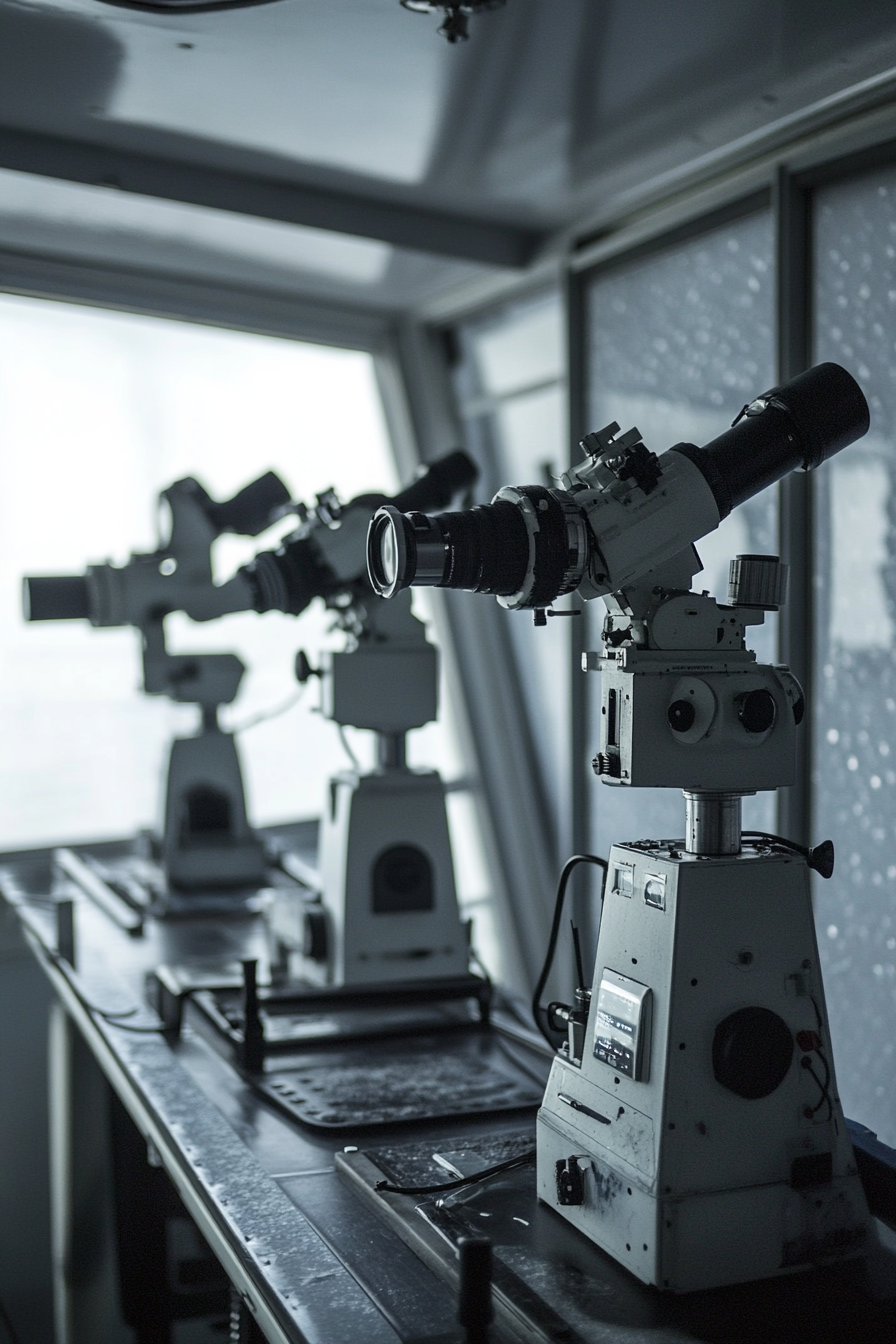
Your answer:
256,1031 -> 545,1129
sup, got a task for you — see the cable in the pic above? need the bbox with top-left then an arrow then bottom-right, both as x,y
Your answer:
231,688 -> 305,734
571,920 -> 586,992
803,1057 -> 834,1120
337,724 -> 361,770
531,854 -> 607,1048
742,830 -> 808,857
375,1148 -> 535,1197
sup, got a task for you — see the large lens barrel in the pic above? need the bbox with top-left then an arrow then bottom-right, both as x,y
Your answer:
368,500 -> 531,599
23,575 -> 90,621
670,362 -> 869,519
368,485 -> 589,606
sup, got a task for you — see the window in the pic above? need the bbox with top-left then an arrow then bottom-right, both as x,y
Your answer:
584,209 -> 778,859
812,168 -> 896,1144
0,294 -> 397,848
453,292 -> 570,856
0,291 -> 500,977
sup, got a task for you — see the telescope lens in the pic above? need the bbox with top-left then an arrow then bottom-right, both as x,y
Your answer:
369,500 -> 532,599
381,527 -> 398,588
367,506 -> 413,598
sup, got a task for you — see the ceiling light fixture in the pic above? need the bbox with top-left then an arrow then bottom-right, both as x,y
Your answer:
400,1 -> 507,45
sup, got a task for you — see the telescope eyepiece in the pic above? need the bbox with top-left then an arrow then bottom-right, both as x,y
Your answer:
23,575 -> 91,622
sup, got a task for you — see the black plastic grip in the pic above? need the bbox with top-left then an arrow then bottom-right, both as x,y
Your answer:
390,451 -> 478,515
207,471 -> 291,537
23,575 -> 90,621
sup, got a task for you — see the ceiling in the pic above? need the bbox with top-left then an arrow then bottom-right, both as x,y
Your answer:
2,0 -> 896,321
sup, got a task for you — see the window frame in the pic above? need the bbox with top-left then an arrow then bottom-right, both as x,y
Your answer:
9,114 -> 896,995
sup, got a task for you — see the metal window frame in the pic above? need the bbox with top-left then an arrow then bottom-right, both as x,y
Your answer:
0,245 -> 395,351
376,317 -> 556,994
10,103 -> 896,997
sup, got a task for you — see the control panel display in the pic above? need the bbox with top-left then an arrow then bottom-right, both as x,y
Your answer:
593,969 -> 652,1081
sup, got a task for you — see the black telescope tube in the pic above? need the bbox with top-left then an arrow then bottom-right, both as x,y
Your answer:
367,361 -> 869,605
669,362 -> 869,520
367,500 -> 531,599
23,575 -> 91,621
205,470 -> 291,536
389,450 -> 478,514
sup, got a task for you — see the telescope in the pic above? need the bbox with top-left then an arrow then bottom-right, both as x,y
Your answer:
236,450 -> 481,990
24,472 -> 292,896
24,451 -> 481,994
367,363 -> 875,1292
369,362 -> 866,616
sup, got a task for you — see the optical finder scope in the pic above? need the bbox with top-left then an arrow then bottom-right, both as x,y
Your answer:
368,363 -> 869,610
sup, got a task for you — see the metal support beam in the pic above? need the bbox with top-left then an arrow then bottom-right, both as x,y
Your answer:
0,126 -> 544,270
774,165 -> 813,846
565,266 -> 601,954
0,246 -> 393,351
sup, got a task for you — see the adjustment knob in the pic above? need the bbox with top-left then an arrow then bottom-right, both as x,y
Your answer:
294,650 -> 320,684
737,688 -> 777,734
668,699 -> 696,733
713,1007 -> 794,1099
727,555 -> 788,610
303,907 -> 328,962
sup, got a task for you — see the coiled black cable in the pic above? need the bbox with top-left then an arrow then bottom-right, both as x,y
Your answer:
531,854 -> 607,1048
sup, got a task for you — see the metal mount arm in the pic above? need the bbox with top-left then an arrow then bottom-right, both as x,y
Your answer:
141,617 -> 245,724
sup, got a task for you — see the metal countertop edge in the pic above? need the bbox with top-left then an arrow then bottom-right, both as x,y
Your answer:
19,918 -> 403,1344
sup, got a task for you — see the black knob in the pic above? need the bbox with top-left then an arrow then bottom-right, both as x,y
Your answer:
303,907 -> 328,962
737,688 -> 777,734
808,839 -> 835,880
712,1006 -> 794,1099
458,1237 -> 493,1344
294,650 -> 320,684
668,699 -> 696,733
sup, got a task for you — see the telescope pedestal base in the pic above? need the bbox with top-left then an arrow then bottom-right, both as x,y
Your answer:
162,730 -> 266,892
308,766 -> 468,987
536,840 -> 869,1292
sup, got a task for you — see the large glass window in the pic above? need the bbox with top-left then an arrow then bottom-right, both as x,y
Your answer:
0,294 -> 397,847
585,210 -> 777,858
813,169 -> 896,1144
0,293 -> 496,930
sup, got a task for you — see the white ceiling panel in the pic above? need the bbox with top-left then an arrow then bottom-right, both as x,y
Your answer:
15,0 -> 452,184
